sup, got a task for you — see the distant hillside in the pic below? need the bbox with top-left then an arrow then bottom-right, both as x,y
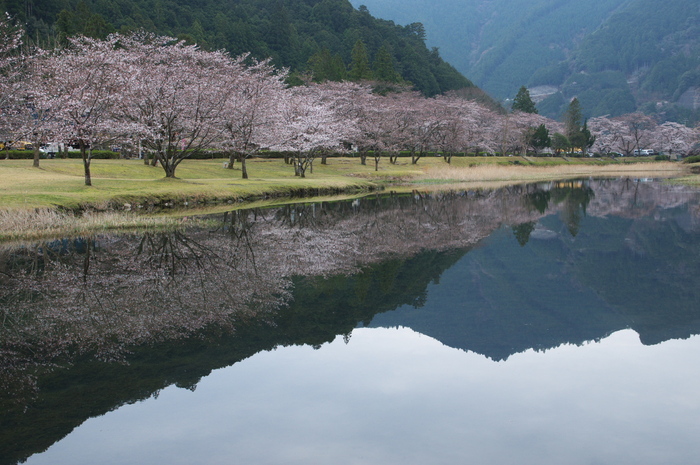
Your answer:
0,0 -> 476,97
562,0 -> 700,122
351,0 -> 700,123
350,0 -> 629,100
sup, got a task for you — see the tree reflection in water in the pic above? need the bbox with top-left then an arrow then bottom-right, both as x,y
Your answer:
1,178 -> 700,465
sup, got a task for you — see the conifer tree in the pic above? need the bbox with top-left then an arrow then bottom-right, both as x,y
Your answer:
373,44 -> 398,82
349,39 -> 372,81
512,85 -> 538,114
308,48 -> 346,82
564,97 -> 583,139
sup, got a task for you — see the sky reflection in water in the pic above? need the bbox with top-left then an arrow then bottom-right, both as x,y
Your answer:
27,326 -> 700,465
9,179 -> 700,465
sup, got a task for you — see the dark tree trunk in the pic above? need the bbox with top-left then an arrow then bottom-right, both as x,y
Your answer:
241,156 -> 248,179
33,146 -> 40,168
81,143 -> 92,187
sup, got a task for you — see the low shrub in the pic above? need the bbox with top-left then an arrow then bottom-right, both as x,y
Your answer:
1,150 -> 120,160
683,155 -> 700,164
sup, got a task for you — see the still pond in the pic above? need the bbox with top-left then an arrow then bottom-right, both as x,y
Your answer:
2,178 -> 700,465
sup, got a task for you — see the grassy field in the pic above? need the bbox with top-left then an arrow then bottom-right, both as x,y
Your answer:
0,155 -> 692,241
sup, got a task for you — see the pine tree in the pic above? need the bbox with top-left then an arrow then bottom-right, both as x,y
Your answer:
373,44 -> 399,83
512,86 -> 538,114
526,124 -> 551,155
349,39 -> 372,82
308,48 -> 346,82
563,97 -> 583,140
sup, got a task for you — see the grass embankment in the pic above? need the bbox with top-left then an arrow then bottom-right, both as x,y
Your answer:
0,156 -> 690,241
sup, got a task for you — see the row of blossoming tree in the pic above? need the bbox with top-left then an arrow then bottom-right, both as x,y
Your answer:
2,18 -> 699,186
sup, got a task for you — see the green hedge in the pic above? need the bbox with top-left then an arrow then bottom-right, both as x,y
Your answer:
1,150 -> 120,159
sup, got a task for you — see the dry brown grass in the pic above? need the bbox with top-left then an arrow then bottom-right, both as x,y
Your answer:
418,162 -> 686,183
0,208 -> 187,243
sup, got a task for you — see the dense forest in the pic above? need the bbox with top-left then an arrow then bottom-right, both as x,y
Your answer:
0,0 -> 480,97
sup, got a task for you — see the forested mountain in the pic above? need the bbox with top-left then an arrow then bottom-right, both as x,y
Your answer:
557,0 -> 700,123
351,0 -> 700,123
0,0 -> 476,97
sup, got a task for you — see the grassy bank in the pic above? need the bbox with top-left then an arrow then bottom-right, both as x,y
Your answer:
0,156 -> 691,241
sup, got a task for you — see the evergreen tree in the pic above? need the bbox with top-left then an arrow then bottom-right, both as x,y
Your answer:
551,132 -> 570,156
349,39 -> 372,81
308,48 -> 346,82
512,221 -> 536,247
373,44 -> 399,83
526,124 -> 551,155
569,119 -> 596,156
563,97 -> 583,140
512,85 -> 538,114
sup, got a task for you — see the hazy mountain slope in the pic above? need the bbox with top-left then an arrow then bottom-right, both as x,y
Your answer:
570,0 -> 700,120
350,0 -> 629,99
351,0 -> 700,122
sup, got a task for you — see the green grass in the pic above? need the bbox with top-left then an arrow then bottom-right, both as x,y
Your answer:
0,156 -> 682,211
0,157 -> 400,210
0,156 -> 691,241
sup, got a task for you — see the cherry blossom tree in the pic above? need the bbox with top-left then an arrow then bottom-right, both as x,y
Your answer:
406,95 -> 443,164
616,112 -> 657,156
216,57 -> 288,179
116,33 -> 233,179
14,52 -> 59,168
653,122 -> 700,158
317,82 -> 380,168
589,116 -> 619,155
0,13 -> 23,106
430,95 -> 478,163
349,89 -> 385,168
271,83 -> 353,178
468,106 -> 501,156
0,13 -> 25,158
43,36 -> 128,185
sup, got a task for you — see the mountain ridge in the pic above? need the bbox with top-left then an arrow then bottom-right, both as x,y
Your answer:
351,0 -> 700,123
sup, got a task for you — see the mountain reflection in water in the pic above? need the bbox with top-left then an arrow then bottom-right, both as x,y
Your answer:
2,178 -> 700,465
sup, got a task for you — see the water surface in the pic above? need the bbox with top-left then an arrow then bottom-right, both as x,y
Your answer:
2,178 -> 700,464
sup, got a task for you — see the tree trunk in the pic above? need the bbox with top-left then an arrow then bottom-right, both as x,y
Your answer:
227,152 -> 236,169
241,156 -> 248,179
81,144 -> 92,187
33,146 -> 40,168
360,153 -> 367,165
